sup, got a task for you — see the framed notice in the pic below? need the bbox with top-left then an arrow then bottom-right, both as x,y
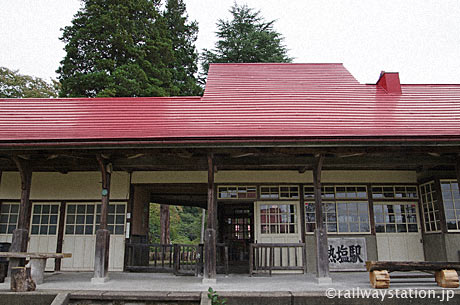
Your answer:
328,237 -> 367,271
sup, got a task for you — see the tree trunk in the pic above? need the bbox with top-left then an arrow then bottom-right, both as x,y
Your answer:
160,204 -> 170,245
10,267 -> 35,292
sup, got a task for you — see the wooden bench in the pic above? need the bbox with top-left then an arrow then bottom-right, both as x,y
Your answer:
366,261 -> 460,289
0,252 -> 71,284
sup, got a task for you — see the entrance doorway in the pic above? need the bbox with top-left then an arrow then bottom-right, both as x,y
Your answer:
374,202 -> 424,261
219,203 -> 253,273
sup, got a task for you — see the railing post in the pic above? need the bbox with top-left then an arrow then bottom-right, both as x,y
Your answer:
173,244 -> 180,275
249,244 -> 253,276
302,243 -> 307,274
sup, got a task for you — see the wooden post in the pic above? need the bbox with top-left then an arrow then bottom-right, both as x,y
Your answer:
160,204 -> 170,245
313,154 -> 330,281
204,153 -> 217,281
55,201 -> 66,271
9,157 -> 32,272
92,155 -> 111,283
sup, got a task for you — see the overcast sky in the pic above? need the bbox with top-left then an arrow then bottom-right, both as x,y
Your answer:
1,0 -> 459,84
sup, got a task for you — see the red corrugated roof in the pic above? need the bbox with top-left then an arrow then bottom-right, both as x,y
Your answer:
1,63 -> 460,143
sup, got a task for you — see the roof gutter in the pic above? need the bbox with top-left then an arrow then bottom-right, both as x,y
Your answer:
0,136 -> 460,151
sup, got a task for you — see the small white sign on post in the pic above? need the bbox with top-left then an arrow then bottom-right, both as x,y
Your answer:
327,237 -> 367,271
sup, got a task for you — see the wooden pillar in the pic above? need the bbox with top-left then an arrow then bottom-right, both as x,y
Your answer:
55,201 -> 66,271
160,204 -> 170,244
313,154 -> 330,281
92,155 -> 111,283
299,184 -> 306,243
9,157 -> 32,271
204,153 -> 217,281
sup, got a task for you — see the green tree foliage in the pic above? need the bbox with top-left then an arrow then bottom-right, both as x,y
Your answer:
164,0 -> 202,95
149,204 -> 202,244
0,67 -> 59,98
57,0 -> 175,97
201,3 -> 292,75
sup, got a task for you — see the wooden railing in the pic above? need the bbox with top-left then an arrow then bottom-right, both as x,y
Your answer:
125,243 -> 174,272
126,242 -> 229,276
249,243 -> 306,276
173,244 -> 203,276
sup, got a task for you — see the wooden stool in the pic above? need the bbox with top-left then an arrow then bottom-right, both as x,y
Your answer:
10,267 -> 36,292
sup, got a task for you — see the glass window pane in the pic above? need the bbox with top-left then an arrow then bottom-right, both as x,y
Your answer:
10,205 -> 19,213
65,226 -> 74,235
48,225 -> 57,235
7,225 -> 16,234
40,226 -> 48,235
41,215 -> 49,225
33,205 -> 41,214
51,205 -> 59,214
116,215 -> 124,224
75,225 -> 84,234
349,222 -> 359,232
76,215 -> 85,224
32,215 -> 40,224
50,215 -> 58,225
327,223 -> 337,232
77,205 -> 85,214
397,224 -> 407,233
386,224 -> 396,233
67,205 -> 75,214
42,205 -> 50,214
66,215 -> 75,224
0,205 -> 9,214
85,205 -> 94,214
86,215 -> 94,224
408,224 -> 418,232
85,225 -> 93,235
115,225 -> 124,234
31,225 -> 39,235
360,222 -> 369,232
116,204 -> 125,214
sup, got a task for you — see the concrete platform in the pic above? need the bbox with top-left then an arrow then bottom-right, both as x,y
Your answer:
0,272 -> 458,305
0,271 -> 458,292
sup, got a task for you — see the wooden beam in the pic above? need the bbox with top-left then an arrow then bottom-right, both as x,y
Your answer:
313,154 -> 329,279
204,153 -> 217,280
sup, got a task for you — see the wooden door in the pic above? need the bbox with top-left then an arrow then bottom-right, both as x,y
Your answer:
374,202 -> 424,261
221,203 -> 253,264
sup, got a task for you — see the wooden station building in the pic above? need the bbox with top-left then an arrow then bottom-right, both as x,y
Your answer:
0,63 -> 459,282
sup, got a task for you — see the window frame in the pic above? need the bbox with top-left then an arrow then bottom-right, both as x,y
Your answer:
64,202 -> 126,236
419,181 -> 442,233
259,202 -> 299,235
30,202 -> 60,236
260,185 -> 300,200
440,179 -> 460,233
373,201 -> 420,234
0,202 -> 20,235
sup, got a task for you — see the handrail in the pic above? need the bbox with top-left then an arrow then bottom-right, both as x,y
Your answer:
249,243 -> 306,276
